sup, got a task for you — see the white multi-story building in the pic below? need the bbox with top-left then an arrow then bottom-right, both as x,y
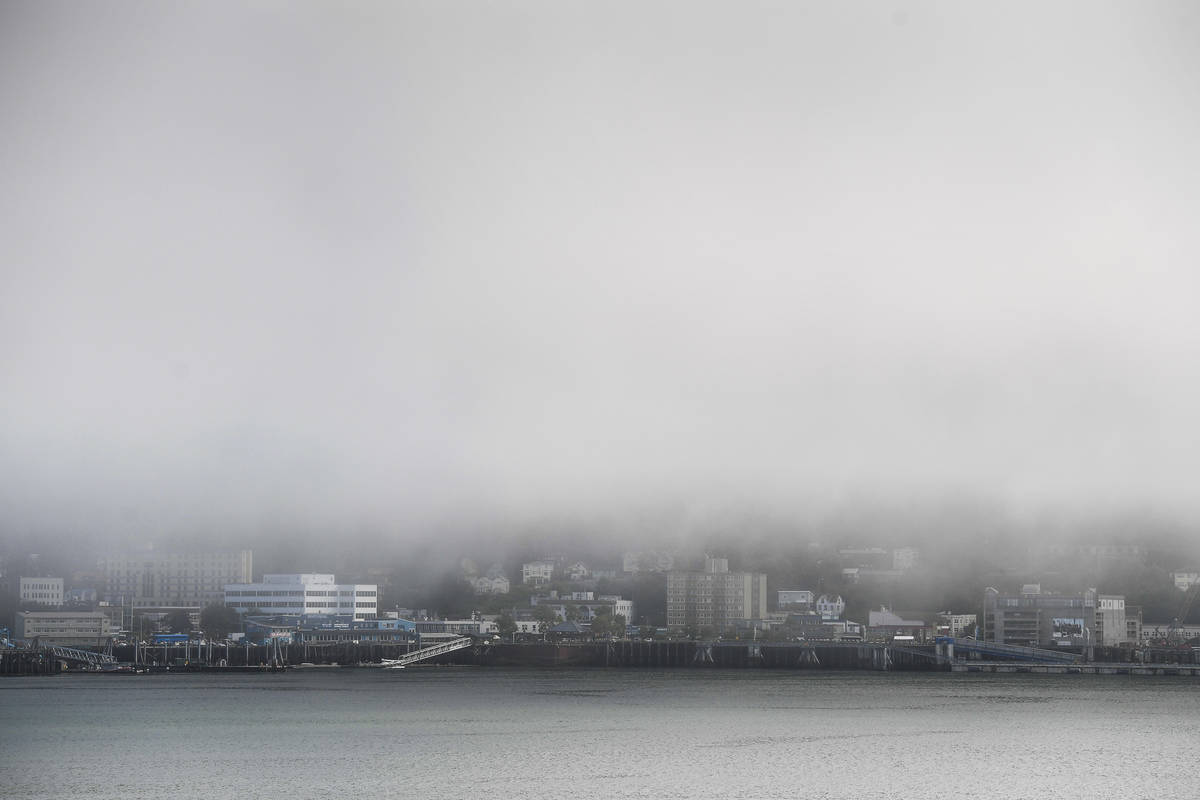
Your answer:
604,596 -> 634,622
101,550 -> 253,609
224,574 -> 378,621
20,577 -> 64,607
777,590 -> 815,609
18,611 -> 112,646
512,619 -> 543,635
522,594 -> 634,625
522,561 -> 555,586
936,612 -> 977,638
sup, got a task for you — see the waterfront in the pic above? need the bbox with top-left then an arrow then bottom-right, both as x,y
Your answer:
2,669 -> 1198,799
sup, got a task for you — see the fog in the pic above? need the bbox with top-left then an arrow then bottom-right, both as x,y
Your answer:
3,2 -> 1200,548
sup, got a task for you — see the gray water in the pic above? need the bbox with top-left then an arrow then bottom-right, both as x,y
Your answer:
2,669 -> 1197,799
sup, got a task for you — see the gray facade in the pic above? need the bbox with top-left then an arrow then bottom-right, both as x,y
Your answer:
18,611 -> 112,647
983,585 -> 1105,648
666,557 -> 767,632
101,550 -> 253,609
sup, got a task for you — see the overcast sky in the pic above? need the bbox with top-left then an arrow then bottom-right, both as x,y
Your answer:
3,2 -> 1199,541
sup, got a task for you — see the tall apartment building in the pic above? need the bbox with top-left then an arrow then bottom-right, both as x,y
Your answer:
983,585 -> 1128,647
101,550 -> 253,609
666,557 -> 767,632
19,577 -> 64,607
224,574 -> 378,621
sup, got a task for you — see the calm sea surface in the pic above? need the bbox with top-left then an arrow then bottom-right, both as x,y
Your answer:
2,668 -> 1197,799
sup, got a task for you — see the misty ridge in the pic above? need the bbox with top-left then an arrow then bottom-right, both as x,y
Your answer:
3,1 -> 1199,586
6,496 -> 1199,629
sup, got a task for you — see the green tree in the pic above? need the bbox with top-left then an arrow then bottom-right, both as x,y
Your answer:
429,572 -> 475,619
532,604 -> 558,634
630,573 -> 666,627
589,607 -> 626,638
590,607 -> 612,638
200,604 -> 241,639
496,612 -> 517,640
129,613 -> 156,640
163,609 -> 192,634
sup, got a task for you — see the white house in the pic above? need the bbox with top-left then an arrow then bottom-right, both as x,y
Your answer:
471,575 -> 511,595
522,561 -> 555,586
815,594 -> 846,619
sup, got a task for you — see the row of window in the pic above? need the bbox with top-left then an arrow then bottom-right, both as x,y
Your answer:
226,591 -> 304,597
228,601 -> 378,610
224,589 -> 376,597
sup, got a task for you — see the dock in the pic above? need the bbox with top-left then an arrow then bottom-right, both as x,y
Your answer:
6,637 -> 1199,676
950,662 -> 1200,676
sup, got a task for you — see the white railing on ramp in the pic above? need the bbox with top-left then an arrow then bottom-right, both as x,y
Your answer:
388,637 -> 473,667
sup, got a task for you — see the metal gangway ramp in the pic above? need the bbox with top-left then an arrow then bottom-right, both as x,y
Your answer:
936,637 -> 1081,664
46,645 -> 117,667
389,637 -> 473,667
